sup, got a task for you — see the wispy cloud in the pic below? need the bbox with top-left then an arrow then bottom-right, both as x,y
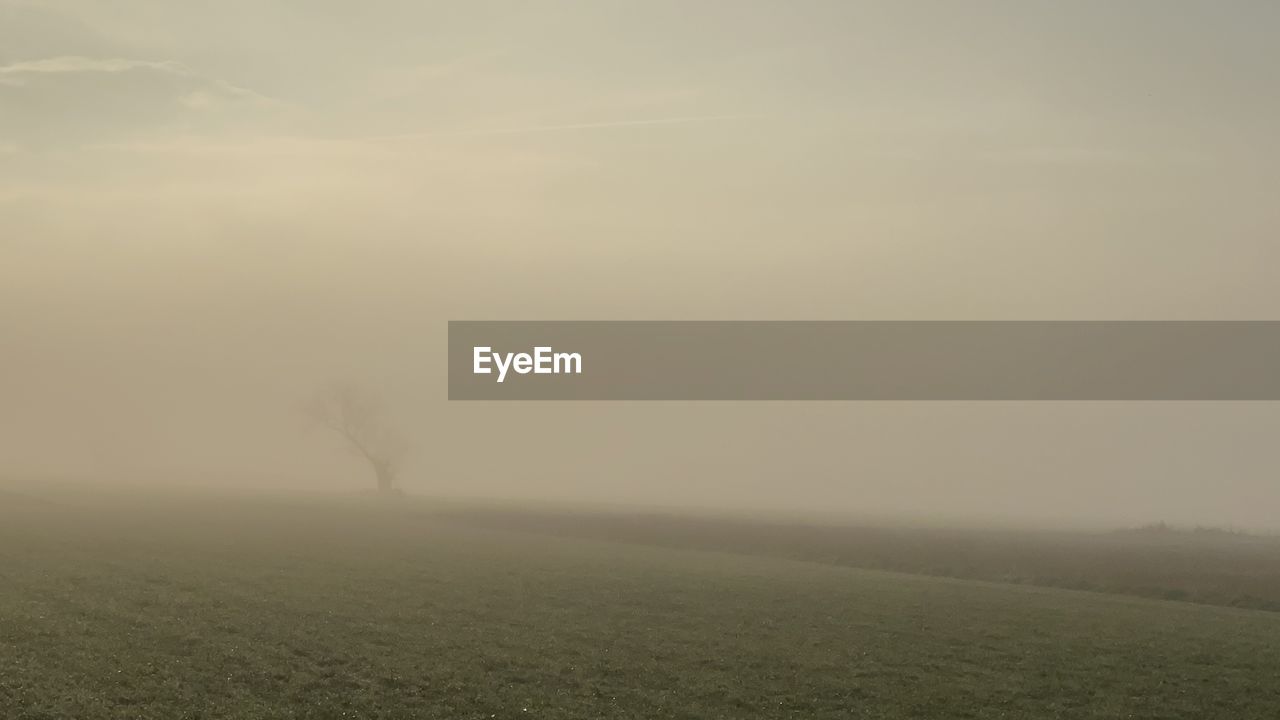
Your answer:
365,113 -> 756,143
0,55 -> 278,105
0,56 -> 182,75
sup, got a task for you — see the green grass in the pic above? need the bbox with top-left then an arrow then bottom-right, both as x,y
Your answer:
2,488 -> 1279,719
432,506 -> 1280,611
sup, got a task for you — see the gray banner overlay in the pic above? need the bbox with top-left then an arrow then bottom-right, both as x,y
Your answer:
448,321 -> 1280,400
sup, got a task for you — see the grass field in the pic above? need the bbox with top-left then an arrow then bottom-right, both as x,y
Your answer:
436,506 -> 1280,612
3,486 -> 1280,719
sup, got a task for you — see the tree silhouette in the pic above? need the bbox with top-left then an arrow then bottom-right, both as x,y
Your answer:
305,383 -> 405,493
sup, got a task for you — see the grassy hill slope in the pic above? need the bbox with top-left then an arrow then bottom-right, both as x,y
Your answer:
2,490 -> 1278,719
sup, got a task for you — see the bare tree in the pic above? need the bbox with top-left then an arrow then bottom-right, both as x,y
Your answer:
304,383 -> 406,493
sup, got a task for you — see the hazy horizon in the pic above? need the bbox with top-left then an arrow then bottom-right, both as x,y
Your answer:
4,1 -> 1280,531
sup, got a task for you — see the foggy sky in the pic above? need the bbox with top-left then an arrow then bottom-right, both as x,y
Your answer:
3,1 -> 1280,529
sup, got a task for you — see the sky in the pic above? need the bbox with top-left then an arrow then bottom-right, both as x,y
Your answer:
2,1 -> 1280,529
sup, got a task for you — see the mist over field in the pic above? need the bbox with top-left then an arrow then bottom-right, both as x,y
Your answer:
5,3 -> 1280,718
4,1 -> 1280,530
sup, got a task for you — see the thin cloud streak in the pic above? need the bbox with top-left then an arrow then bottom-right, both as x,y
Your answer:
0,55 -> 280,105
0,56 -> 186,75
364,114 -> 757,143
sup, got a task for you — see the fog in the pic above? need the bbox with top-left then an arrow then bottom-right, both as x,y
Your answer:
3,1 -> 1280,530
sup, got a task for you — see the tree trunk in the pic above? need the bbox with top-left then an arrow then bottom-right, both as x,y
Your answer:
373,461 -> 394,494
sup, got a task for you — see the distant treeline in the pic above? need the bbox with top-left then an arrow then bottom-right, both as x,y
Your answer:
435,507 -> 1280,613
1123,521 -> 1257,537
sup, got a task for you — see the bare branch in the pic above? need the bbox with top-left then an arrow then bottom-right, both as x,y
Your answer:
303,382 -> 406,492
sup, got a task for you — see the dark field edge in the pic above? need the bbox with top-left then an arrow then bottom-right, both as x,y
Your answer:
420,503 -> 1280,613
4,480 -> 1279,614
